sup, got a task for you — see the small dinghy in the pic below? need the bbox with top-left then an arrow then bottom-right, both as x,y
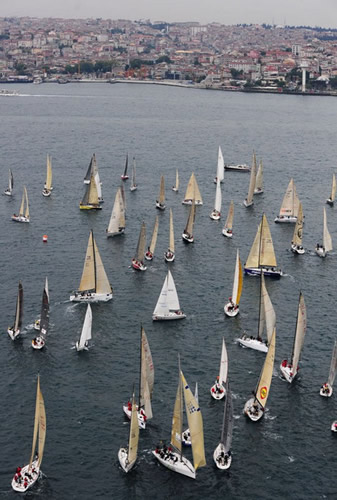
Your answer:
32,277 -> 49,350
222,200 -> 234,238
132,221 -> 147,271
210,338 -> 228,400
164,208 -> 175,262
213,380 -> 233,470
320,340 -> 337,397
12,186 -> 29,223
76,304 -> 92,351
145,216 -> 159,261
4,169 -> 13,196
243,152 -> 257,207
155,175 -> 166,210
152,270 -> 186,321
121,153 -> 129,180
274,178 -> 300,223
118,392 -> 140,472
224,249 -> 242,317
315,207 -> 332,258
8,281 -> 23,340
326,173 -> 336,206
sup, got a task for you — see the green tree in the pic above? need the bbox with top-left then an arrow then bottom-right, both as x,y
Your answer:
156,55 -> 172,64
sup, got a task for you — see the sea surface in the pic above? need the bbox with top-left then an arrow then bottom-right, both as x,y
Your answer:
0,83 -> 337,499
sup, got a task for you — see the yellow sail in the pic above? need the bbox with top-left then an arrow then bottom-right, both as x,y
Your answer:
135,222 -> 146,262
24,186 -> 29,218
93,237 -> 112,294
323,207 -> 333,252
232,249 -> 243,306
175,169 -> 179,190
330,173 -> 336,201
224,200 -> 234,230
140,326 -> 154,420
255,328 -> 276,408
29,376 -> 46,469
279,178 -> 300,217
258,274 -> 276,343
88,172 -> 99,205
169,208 -> 175,252
292,202 -> 303,247
184,172 -> 202,204
45,154 -> 52,190
158,175 -> 165,204
184,199 -> 195,236
118,188 -> 126,228
171,375 -> 182,453
149,216 -> 159,254
245,152 -> 257,204
245,214 -> 277,268
181,371 -> 206,470
128,393 -> 140,465
78,231 -> 96,291
19,189 -> 25,216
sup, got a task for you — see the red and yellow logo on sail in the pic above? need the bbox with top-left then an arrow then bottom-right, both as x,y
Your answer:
260,386 -> 268,399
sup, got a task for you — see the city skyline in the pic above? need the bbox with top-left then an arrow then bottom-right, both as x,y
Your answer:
1,0 -> 337,29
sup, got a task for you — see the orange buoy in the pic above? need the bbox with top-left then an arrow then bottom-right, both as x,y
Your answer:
43,234 -> 48,242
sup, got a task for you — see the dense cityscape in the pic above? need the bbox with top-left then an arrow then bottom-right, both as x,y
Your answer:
1,16 -> 337,91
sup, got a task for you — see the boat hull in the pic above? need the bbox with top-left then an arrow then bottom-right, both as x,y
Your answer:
172,187 -> 178,192
42,189 -> 51,197
182,199 -> 202,206
320,383 -> 333,397
243,199 -> 253,207
122,405 -> 146,429
145,252 -> 153,261
121,175 -> 129,180
244,397 -> 264,421
210,210 -> 221,220
118,447 -> 136,473
7,327 -> 20,340
315,247 -> 326,258
238,336 -> 268,352
79,204 -> 102,210
152,311 -> 186,321
244,267 -> 282,278
280,361 -> 297,383
4,190 -> 12,196
32,336 -> 45,349
210,383 -> 226,400
76,341 -> 89,352
213,443 -> 232,470
11,215 -> 29,223
132,259 -> 147,271
224,302 -> 239,317
254,188 -> 264,195
225,164 -> 250,172
164,251 -> 175,262
11,460 -> 40,492
130,186 -> 137,192
155,202 -> 166,210
291,244 -> 305,255
70,292 -> 113,302
106,228 -> 125,237
152,450 -> 195,479
331,421 -> 337,432
326,199 -> 334,206
222,228 -> 233,238
182,233 -> 194,243
274,215 -> 297,223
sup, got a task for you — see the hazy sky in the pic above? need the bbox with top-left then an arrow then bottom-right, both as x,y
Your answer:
1,0 -> 337,29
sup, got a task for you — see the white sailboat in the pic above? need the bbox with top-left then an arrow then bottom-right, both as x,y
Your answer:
224,249 -> 243,317
75,304 -> 92,351
130,157 -> 137,191
245,213 -> 282,278
152,270 -> 186,320
280,292 -> 307,383
145,216 -> 159,261
12,186 -> 29,223
214,146 -> 224,184
8,281 -> 23,340
42,154 -> 53,197
315,207 -> 332,257
274,178 -> 300,223
79,170 -> 101,210
222,200 -> 234,238
156,175 -> 166,210
11,375 -> 46,492
254,159 -> 263,194
244,328 -> 276,421
320,340 -> 337,397
172,169 -> 179,192
210,338 -> 228,400
165,208 -> 175,262
182,198 -> 195,243
70,230 -> 113,302
106,187 -> 125,237
291,202 -> 305,254
4,168 -> 14,196
182,172 -> 203,205
238,273 -> 276,352
225,162 -> 250,172
153,364 -> 206,479
326,173 -> 336,206
182,383 -> 198,446
118,392 -> 140,472
132,221 -> 147,271
123,326 -> 154,429
213,380 -> 233,469
243,152 -> 257,207
210,179 -> 221,220
121,153 -> 129,180
32,277 -> 49,350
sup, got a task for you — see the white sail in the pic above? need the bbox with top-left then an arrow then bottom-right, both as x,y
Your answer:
329,174 -> 336,202
217,146 -> 224,182
169,208 -> 175,253
323,207 -> 333,252
131,157 -> 136,188
258,274 -> 276,343
8,169 -> 13,192
278,178 -> 300,218
134,222 -> 146,262
29,375 -> 46,470
218,338 -> 228,386
140,327 -> 154,420
221,380 -> 233,453
153,270 -> 181,317
245,152 -> 257,205
290,292 -> 307,375
92,154 -> 103,201
107,188 -> 125,235
77,304 -> 92,349
45,154 -> 52,190
128,393 -> 140,466
328,340 -> 337,387
214,179 -> 222,213
254,160 -> 263,192
173,169 -> 179,190
231,249 -> 243,306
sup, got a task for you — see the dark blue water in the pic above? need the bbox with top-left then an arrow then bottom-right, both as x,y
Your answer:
1,83 -> 337,499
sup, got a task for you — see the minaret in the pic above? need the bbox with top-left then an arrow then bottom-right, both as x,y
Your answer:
300,61 -> 308,92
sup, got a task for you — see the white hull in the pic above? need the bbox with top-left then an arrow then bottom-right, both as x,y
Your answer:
320,383 -> 333,397
315,247 -> 326,258
291,244 -> 305,255
182,428 -> 191,446
156,202 -> 166,210
34,319 -> 40,331
225,164 -> 250,172
210,210 -> 221,220
32,336 -> 45,349
254,188 -> 264,195
76,341 -> 89,352
12,215 -> 29,223
152,311 -> 186,321
132,259 -> 147,271
7,328 -> 20,340
42,189 -> 51,197
243,199 -> 253,207
213,443 -> 232,470
118,447 -> 136,473
145,251 -> 153,261
11,460 -> 40,492
182,233 -> 194,243
123,405 -> 147,429
164,251 -> 175,262
152,450 -> 195,479
331,421 -> 337,432
130,186 -> 137,192
222,228 -> 233,238
224,302 -> 239,317
210,383 -> 226,400
280,361 -> 297,383
4,190 -> 12,196
70,292 -> 113,302
182,199 -> 202,206
106,228 -> 125,237
274,215 -> 297,223
238,336 -> 268,353
244,397 -> 264,421
172,187 -> 178,192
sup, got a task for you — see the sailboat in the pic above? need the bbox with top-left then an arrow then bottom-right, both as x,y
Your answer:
11,375 -> 46,492
280,292 -> 307,383
320,340 -> 337,397
132,221 -> 147,271
210,338 -> 228,400
182,383 -> 198,446
4,169 -> 13,195
153,362 -> 206,479
213,380 -> 233,469
210,179 -> 221,220
42,154 -> 53,197
172,169 -> 179,192
238,273 -> 276,352
315,207 -> 332,257
152,270 -> 186,320
326,173 -> 336,206
145,216 -> 159,261
224,249 -> 243,317
79,170 -> 101,210
254,160 -> 263,194
70,230 -> 113,302
8,281 -> 23,340
130,157 -> 137,192
244,213 -> 282,278
156,175 -> 166,210
222,200 -> 234,238
182,172 -> 203,205
118,391 -> 140,472
244,328 -> 276,421
121,153 -> 129,180
291,202 -> 305,254
12,186 -> 29,223
243,152 -> 257,207
123,326 -> 154,429
331,421 -> 337,432
274,178 -> 300,223
165,208 -> 175,262
75,303 -> 92,351
106,187 -> 125,237
84,154 -> 103,202
214,146 -> 224,184
182,198 -> 195,243
32,278 -> 49,350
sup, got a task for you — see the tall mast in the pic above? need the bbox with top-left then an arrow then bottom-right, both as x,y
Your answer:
92,230 -> 97,293
178,353 -> 183,462
138,325 -> 142,409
